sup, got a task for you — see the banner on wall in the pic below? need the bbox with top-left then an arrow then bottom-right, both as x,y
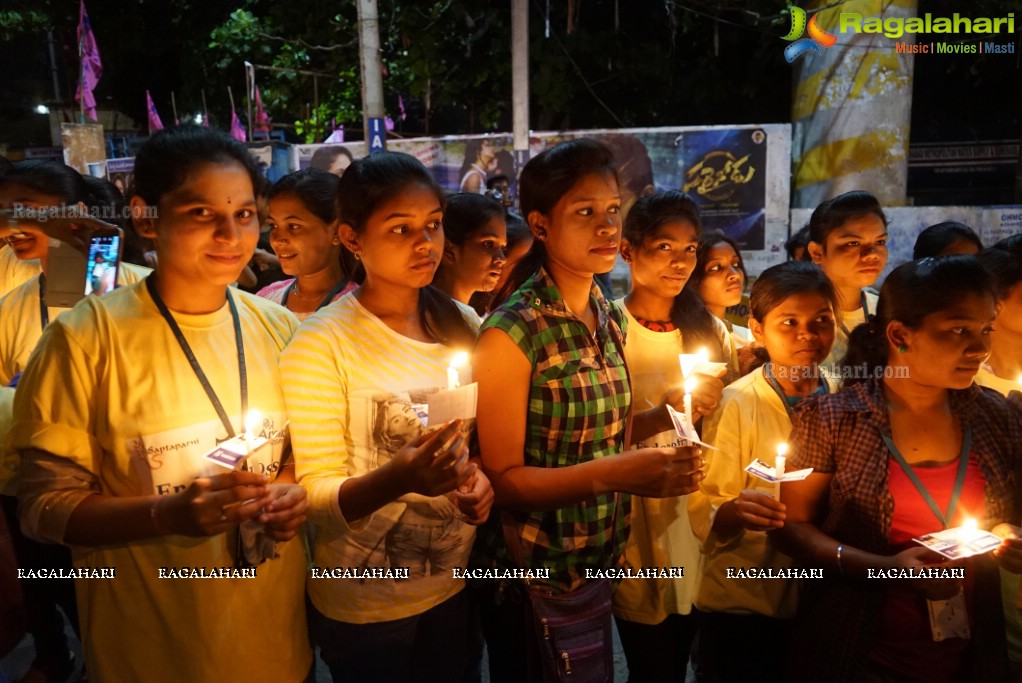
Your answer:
295,125 -> 793,277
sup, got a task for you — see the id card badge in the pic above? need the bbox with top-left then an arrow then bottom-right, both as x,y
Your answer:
927,589 -> 970,641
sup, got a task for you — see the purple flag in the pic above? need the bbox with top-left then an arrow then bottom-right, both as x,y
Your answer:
230,108 -> 247,142
254,88 -> 271,133
75,0 -> 103,121
146,91 -> 164,133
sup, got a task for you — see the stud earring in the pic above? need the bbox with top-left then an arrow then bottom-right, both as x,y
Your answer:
897,345 -> 907,353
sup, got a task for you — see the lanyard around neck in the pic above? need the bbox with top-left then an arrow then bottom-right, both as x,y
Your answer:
763,363 -> 826,418
38,273 -> 49,331
145,275 -> 247,438
882,426 -> 972,529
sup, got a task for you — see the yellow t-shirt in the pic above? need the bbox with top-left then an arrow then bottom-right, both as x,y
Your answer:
9,281 -> 311,683
689,367 -> 818,618
281,293 -> 479,624
0,263 -> 150,386
0,244 -> 40,298
612,303 -> 703,625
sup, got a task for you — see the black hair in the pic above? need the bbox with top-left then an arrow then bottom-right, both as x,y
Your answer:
808,190 -> 887,248
269,168 -> 357,279
133,125 -> 267,209
459,139 -> 491,182
622,190 -> 723,356
977,235 -> 1022,302
485,174 -> 509,190
912,221 -> 982,260
785,224 -> 812,261
81,175 -> 148,267
493,138 -> 618,306
309,145 -> 353,173
336,151 -> 475,348
0,159 -> 90,206
0,156 -> 12,176
688,232 -> 747,297
441,192 -> 505,246
750,261 -> 838,323
843,255 -> 996,385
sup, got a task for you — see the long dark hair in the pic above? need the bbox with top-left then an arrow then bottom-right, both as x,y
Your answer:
335,151 -> 475,348
808,190 -> 887,248
270,168 -> 356,280
623,190 -> 723,356
843,255 -> 996,385
492,138 -> 618,307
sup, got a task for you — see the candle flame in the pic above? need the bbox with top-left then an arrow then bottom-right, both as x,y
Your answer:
697,347 -> 709,363
245,409 -> 263,435
962,517 -> 978,533
450,351 -> 469,369
777,443 -> 789,457
684,376 -> 697,394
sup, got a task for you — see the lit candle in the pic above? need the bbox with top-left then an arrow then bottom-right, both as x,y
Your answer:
678,347 -> 709,379
958,517 -> 979,543
244,409 -> 262,453
448,351 -> 468,391
774,443 -> 788,499
683,376 -> 697,430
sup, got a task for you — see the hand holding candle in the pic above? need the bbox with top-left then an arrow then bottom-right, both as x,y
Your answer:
773,443 -> 788,500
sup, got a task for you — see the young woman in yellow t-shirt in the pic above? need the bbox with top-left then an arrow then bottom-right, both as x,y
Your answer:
11,126 -> 312,683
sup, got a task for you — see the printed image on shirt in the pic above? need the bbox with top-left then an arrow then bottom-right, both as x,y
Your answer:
342,390 -> 471,581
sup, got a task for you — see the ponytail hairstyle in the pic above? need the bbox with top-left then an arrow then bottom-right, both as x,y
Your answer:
913,221 -> 982,260
0,159 -> 90,206
335,151 -> 475,348
748,261 -> 838,371
843,255 -> 996,385
492,137 -> 618,307
270,168 -> 356,280
808,190 -> 887,249
622,190 -> 723,357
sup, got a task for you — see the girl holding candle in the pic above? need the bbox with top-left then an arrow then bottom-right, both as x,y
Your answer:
280,151 -> 494,682
257,168 -> 357,321
805,190 -> 888,370
431,192 -> 508,316
777,255 -> 1022,682
9,126 -> 312,682
472,139 -> 705,682
612,190 -> 725,681
688,260 -> 839,682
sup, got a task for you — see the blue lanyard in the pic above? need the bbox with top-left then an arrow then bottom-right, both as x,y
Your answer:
38,273 -> 49,331
145,275 -> 247,438
763,363 -> 827,418
881,426 -> 972,529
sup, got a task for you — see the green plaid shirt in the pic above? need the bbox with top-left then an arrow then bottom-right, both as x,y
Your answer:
476,267 -> 631,592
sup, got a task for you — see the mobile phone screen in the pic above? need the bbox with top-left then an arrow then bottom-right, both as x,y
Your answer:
85,234 -> 121,296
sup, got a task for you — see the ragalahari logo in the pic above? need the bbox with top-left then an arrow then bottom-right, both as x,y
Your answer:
782,6 -> 838,62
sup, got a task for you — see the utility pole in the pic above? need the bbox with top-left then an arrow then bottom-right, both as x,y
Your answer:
512,0 -> 530,175
357,0 -> 386,153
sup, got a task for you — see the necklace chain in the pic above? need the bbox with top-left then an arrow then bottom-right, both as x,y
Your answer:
290,280 -> 322,301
